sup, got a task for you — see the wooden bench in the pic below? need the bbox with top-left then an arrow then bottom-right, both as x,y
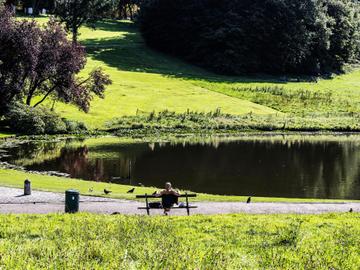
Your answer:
136,193 -> 197,215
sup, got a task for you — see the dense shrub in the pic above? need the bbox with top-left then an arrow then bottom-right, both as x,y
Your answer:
5,103 -> 74,135
63,119 -> 88,133
139,0 -> 360,75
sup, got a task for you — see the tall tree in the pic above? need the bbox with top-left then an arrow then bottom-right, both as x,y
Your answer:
0,8 -> 112,115
139,0 -> 360,75
54,0 -> 112,42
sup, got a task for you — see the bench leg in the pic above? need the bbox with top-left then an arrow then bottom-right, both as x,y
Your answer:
145,194 -> 150,216
186,193 -> 190,216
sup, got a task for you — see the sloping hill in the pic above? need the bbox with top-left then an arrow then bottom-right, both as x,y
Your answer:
49,20 -> 277,128
31,19 -> 360,129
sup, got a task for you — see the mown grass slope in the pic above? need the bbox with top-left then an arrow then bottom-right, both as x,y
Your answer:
0,213 -> 359,269
48,20 -> 276,128
19,17 -> 360,130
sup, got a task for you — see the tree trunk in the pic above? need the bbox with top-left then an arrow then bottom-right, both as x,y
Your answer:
72,27 -> 78,43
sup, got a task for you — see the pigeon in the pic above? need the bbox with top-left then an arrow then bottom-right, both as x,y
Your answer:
350,208 -> 353,213
127,188 -> 135,193
104,189 -> 112,195
88,187 -> 93,192
246,197 -> 251,204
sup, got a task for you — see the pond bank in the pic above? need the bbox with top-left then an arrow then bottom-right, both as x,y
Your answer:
0,168 -> 359,203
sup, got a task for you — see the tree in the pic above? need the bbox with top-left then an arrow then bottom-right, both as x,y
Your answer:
139,0 -> 360,75
116,0 -> 142,20
0,8 -> 112,115
54,0 -> 112,42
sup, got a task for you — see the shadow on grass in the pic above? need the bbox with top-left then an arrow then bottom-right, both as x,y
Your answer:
82,21 -> 296,84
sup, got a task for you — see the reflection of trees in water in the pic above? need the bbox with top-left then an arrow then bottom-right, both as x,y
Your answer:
5,137 -> 360,199
59,146 -> 134,183
7,141 -> 67,166
132,140 -> 360,199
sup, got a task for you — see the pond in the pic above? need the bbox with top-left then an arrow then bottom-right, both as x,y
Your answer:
1,135 -> 360,199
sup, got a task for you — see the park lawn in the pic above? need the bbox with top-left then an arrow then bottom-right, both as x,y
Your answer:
0,168 -> 358,203
190,69 -> 360,115
0,133 -> 14,139
45,20 -> 276,129
0,213 -> 359,269
19,18 -> 360,130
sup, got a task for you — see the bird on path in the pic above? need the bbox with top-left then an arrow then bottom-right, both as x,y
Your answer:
127,188 -> 135,193
104,189 -> 112,195
350,208 -> 353,213
246,197 -> 252,204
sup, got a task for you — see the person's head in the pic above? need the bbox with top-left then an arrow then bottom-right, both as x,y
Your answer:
165,182 -> 172,191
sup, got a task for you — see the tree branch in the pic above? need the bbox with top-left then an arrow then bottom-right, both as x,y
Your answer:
32,85 -> 57,108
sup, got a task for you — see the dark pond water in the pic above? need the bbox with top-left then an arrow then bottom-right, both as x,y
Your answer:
2,135 -> 360,199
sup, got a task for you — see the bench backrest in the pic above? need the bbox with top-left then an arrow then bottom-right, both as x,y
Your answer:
136,194 -> 197,199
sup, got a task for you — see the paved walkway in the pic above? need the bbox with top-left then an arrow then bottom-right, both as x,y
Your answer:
0,187 -> 359,215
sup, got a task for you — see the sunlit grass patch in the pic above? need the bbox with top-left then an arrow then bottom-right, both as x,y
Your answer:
0,213 -> 359,269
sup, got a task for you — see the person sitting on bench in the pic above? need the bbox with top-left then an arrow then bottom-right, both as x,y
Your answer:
155,182 -> 180,215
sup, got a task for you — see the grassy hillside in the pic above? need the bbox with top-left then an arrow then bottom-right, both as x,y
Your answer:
24,18 -> 360,130
0,213 -> 359,269
45,20 -> 276,129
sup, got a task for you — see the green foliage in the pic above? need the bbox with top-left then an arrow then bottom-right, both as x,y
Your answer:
139,0 -> 360,75
54,0 -> 112,41
6,103 -> 47,135
63,119 -> 88,133
4,103 -> 88,135
107,110 -> 360,134
0,213 -> 359,269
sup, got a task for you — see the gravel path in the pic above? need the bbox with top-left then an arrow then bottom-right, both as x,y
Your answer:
0,187 -> 359,215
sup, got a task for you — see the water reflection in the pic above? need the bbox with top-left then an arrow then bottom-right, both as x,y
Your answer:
2,135 -> 360,199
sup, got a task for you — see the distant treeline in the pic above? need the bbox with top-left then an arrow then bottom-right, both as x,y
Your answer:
139,0 -> 360,76
5,0 -> 142,19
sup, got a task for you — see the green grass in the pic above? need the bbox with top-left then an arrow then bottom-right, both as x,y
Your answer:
108,110 -> 360,134
0,213 -> 359,269
49,20 -> 275,129
12,17 -> 360,132
19,18 -> 360,131
0,132 -> 14,139
191,70 -> 360,115
0,168 -> 357,203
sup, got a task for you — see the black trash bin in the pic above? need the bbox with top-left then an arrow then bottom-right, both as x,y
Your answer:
65,189 -> 80,213
24,179 -> 31,195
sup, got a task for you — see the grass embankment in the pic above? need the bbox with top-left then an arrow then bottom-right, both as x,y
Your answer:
107,110 -> 360,136
0,213 -> 359,269
29,18 -> 360,131
0,168 -> 357,203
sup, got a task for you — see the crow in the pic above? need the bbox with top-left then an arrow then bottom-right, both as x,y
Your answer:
246,197 -> 251,204
127,188 -> 135,193
152,191 -> 158,195
104,189 -> 112,195
350,208 -> 353,213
